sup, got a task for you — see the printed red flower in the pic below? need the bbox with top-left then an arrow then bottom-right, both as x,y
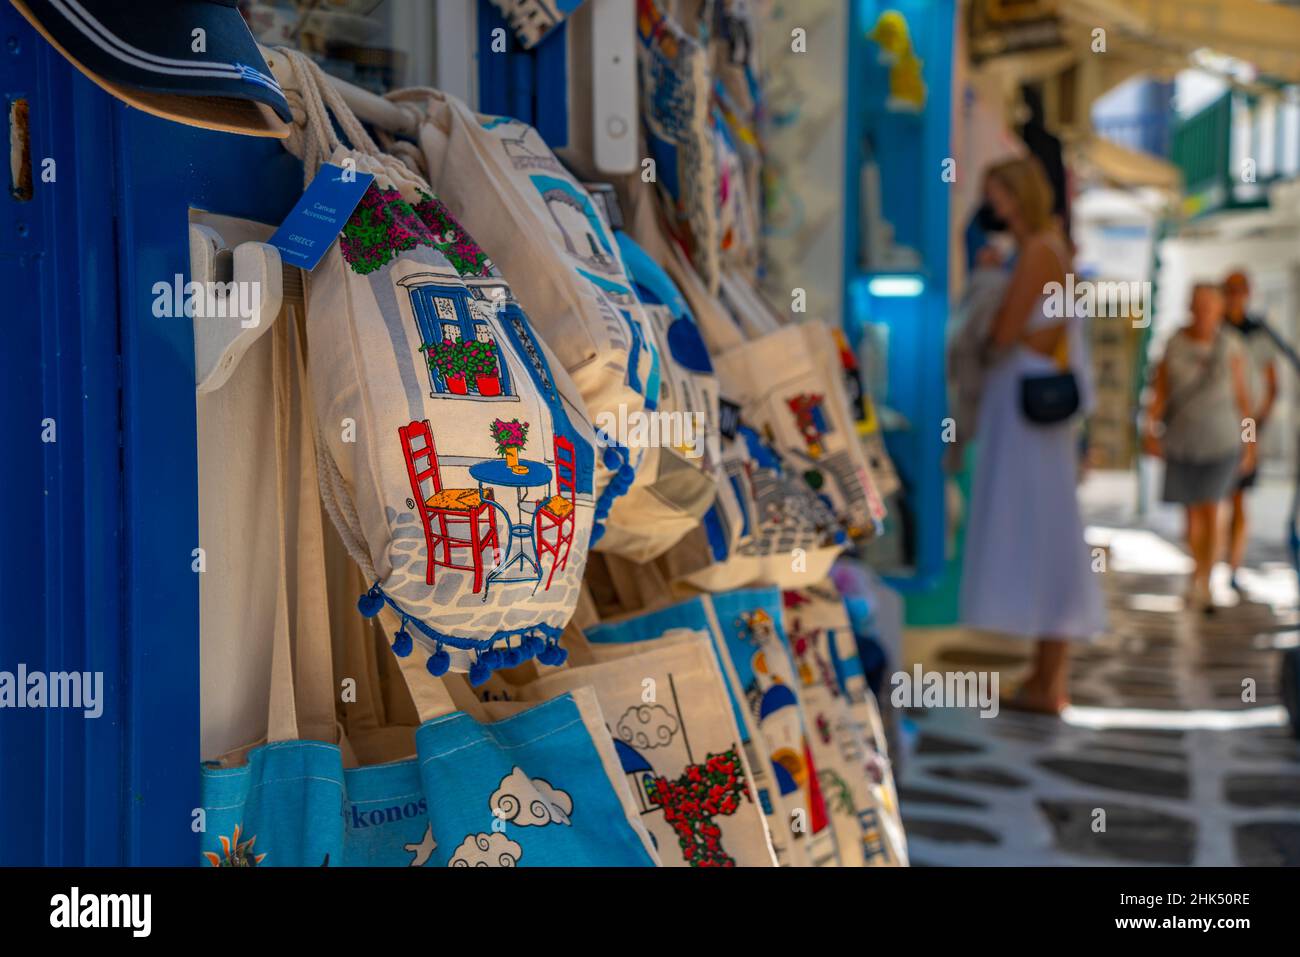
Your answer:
645,747 -> 748,867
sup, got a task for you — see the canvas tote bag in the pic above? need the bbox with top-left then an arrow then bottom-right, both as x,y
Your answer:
277,51 -> 593,687
811,580 -> 909,865
782,584 -> 908,866
200,309 -> 444,867
585,594 -> 833,866
615,183 -> 847,590
204,675 -> 660,867
435,673 -> 665,867
702,588 -> 843,867
403,87 -> 661,548
657,425 -> 844,593
509,630 -> 777,866
636,0 -> 722,293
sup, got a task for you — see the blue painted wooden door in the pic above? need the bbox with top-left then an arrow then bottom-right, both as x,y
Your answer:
0,5 -> 303,864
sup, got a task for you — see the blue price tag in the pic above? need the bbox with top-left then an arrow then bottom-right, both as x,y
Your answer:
268,163 -> 375,271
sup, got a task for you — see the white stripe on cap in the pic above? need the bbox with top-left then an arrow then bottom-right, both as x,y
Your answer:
50,0 -> 284,93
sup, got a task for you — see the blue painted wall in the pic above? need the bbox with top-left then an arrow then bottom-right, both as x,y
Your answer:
844,0 -> 955,616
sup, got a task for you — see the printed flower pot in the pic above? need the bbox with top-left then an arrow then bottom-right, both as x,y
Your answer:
446,374 -> 468,395
504,447 -> 528,474
476,374 -> 502,397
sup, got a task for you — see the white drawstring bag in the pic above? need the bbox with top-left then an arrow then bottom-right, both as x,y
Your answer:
279,51 -> 593,686
661,424 -> 844,593
711,320 -> 887,537
590,229 -> 722,561
404,89 -> 660,549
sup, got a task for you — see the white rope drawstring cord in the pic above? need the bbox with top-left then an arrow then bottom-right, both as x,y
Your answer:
277,49 -> 340,183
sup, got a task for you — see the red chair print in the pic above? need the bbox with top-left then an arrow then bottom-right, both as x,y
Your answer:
534,435 -> 577,592
398,420 -> 500,594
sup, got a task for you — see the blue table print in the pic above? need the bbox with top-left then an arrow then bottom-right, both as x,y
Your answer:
470,458 -> 552,597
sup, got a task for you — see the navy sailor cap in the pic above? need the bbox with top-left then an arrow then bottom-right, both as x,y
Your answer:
13,0 -> 292,131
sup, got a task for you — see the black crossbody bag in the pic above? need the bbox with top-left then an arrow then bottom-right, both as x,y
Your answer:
1018,236 -> 1081,426
1020,327 -> 1080,425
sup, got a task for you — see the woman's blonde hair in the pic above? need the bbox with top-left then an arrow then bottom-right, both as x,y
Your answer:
984,156 -> 1056,233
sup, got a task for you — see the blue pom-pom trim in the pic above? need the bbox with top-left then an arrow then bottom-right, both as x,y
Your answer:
426,646 -> 451,676
357,587 -> 384,618
359,582 -> 567,682
468,657 -> 491,687
590,440 -> 637,546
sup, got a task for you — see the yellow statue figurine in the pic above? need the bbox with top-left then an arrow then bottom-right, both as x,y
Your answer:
868,10 -> 927,112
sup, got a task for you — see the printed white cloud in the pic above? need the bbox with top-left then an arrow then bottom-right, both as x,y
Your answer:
448,832 -> 522,867
617,704 -> 680,750
489,766 -> 573,827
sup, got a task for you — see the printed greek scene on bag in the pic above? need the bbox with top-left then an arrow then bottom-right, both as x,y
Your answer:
519,631 -> 774,867
314,147 -> 595,684
730,427 -> 840,559
584,598 -> 795,865
710,589 -> 841,867
715,323 -> 885,540
203,692 -> 657,867
825,599 -> 909,865
635,0 -> 722,292
414,694 -> 658,867
477,112 -> 662,438
783,584 -> 906,866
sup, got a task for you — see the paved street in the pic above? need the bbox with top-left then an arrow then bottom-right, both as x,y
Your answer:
896,471 -> 1300,865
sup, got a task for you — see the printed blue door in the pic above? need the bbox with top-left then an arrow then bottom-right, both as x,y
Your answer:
406,281 -> 515,397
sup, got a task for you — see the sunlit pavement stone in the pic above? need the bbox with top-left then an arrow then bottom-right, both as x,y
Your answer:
894,473 -> 1300,865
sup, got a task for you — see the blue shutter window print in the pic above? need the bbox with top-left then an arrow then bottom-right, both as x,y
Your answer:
403,277 -> 515,399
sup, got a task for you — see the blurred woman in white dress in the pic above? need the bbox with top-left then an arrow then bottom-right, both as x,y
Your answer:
960,157 -> 1107,716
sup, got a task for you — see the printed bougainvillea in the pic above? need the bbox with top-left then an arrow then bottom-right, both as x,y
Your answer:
422,339 -> 463,381
462,339 -> 500,377
490,418 -> 529,455
340,183 -> 438,275
414,192 -> 494,277
645,748 -> 748,867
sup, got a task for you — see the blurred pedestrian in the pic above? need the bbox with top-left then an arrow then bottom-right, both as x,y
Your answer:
1221,271 -> 1277,593
960,157 -> 1106,716
1142,283 -> 1253,613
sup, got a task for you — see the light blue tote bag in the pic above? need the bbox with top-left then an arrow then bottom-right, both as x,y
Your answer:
201,690 -> 658,867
